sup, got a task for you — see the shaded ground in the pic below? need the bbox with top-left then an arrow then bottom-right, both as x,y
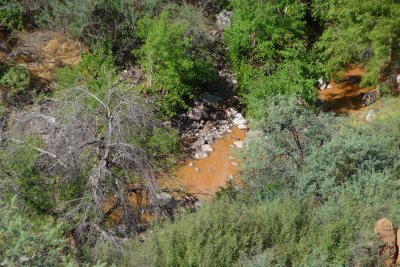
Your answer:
319,67 -> 374,114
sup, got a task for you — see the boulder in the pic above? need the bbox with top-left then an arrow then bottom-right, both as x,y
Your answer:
396,74 -> 400,85
188,108 -> 203,121
233,113 -> 247,125
201,144 -> 214,152
238,124 -> 248,130
374,218 -> 397,266
216,10 -> 233,29
226,107 -> 238,117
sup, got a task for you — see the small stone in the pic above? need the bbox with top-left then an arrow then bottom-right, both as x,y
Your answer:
194,200 -> 203,209
231,162 -> 239,166
234,113 -> 244,120
327,84 -> 333,89
188,162 -> 194,167
195,168 -> 201,172
318,77 -> 327,90
238,124 -> 248,130
227,128 -> 233,133
155,192 -> 175,208
233,118 -> 247,125
201,144 -> 214,152
234,141 -> 245,149
366,109 -> 375,122
226,107 -> 238,117
228,156 -> 235,160
228,174 -> 234,180
194,151 -> 208,159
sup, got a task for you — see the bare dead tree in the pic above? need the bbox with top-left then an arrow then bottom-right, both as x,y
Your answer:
52,79 -> 165,244
6,76 -> 165,247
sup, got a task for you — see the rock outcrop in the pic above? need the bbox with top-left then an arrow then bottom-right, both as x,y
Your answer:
374,218 -> 397,266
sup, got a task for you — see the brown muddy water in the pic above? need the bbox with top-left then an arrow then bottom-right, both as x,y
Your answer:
167,127 -> 246,200
319,67 -> 374,114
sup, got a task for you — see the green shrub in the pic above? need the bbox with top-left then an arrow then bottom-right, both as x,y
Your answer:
0,140 -> 57,213
225,1 -> 320,115
100,189 -> 394,266
136,6 -> 216,117
242,95 -> 339,199
312,0 -> 400,86
0,197 -> 72,266
0,0 -> 25,30
0,65 -> 31,104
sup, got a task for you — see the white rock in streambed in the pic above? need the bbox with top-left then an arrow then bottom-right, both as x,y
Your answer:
201,144 -> 214,152
194,151 -> 208,159
238,124 -> 248,130
233,113 -> 248,126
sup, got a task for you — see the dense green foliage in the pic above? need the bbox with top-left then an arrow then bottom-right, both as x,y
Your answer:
313,0 -> 400,85
225,0 -> 319,118
0,198 -> 70,266
2,0 -> 400,265
0,65 -> 31,104
0,0 -> 25,30
136,6 -> 216,117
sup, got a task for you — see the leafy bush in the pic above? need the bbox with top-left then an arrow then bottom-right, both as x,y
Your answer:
312,0 -> 400,86
225,1 -> 320,117
136,6 -> 216,117
0,65 -> 31,104
98,189 -> 394,266
0,140 -> 57,213
0,0 -> 25,30
242,95 -> 339,199
0,197 -> 71,266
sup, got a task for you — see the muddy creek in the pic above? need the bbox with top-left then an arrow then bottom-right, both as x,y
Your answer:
168,127 -> 246,200
319,67 -> 373,114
